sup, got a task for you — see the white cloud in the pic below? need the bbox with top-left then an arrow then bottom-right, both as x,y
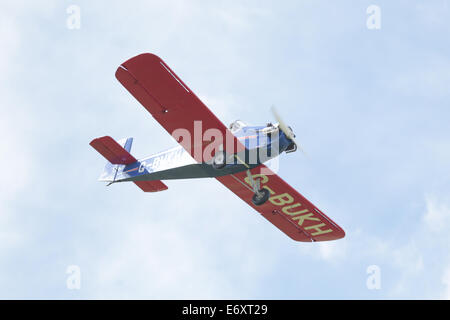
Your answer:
79,179 -> 281,299
0,129 -> 32,290
442,266 -> 450,299
388,241 -> 425,297
424,195 -> 450,299
381,194 -> 450,298
318,240 -> 348,261
91,221 -> 236,298
296,193 -> 449,299
0,7 -> 35,255
424,194 -> 450,233
297,238 -> 348,263
392,242 -> 424,275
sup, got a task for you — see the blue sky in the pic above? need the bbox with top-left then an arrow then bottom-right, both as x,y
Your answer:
1,0 -> 449,299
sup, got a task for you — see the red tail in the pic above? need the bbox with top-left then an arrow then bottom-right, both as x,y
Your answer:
90,136 -> 168,192
90,136 -> 137,165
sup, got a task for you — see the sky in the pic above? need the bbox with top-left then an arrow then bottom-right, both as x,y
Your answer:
0,0 -> 449,299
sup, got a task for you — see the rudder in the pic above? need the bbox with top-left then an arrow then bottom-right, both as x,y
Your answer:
90,136 -> 135,182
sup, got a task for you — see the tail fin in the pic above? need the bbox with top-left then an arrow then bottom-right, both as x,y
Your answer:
90,136 -> 169,192
90,136 -> 135,182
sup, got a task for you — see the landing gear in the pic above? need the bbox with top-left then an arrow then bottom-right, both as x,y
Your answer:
252,188 -> 270,206
212,151 -> 227,169
246,169 -> 269,206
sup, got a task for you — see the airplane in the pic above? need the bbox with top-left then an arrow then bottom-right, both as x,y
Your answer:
90,53 -> 345,242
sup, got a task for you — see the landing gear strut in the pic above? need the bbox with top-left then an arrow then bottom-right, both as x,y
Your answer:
246,170 -> 269,206
212,151 -> 226,169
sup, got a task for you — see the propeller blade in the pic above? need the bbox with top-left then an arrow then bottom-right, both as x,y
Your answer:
271,106 -> 295,140
271,106 -> 307,157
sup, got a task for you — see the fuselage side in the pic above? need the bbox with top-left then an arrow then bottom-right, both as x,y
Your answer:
113,122 -> 293,183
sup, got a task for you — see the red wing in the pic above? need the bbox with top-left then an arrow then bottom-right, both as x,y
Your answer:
115,53 -> 244,162
216,164 -> 345,242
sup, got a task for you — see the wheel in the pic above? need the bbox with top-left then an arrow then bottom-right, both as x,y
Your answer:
252,188 -> 270,206
212,151 -> 226,169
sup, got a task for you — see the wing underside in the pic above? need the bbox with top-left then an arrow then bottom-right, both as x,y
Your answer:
216,164 -> 345,242
115,53 -> 245,163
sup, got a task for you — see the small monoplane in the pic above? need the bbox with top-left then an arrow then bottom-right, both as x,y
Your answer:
90,53 -> 345,242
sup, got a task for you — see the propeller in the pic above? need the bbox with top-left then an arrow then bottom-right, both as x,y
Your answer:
271,106 -> 307,157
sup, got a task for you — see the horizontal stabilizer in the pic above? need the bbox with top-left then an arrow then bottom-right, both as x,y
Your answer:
134,180 -> 168,192
90,136 -> 137,165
